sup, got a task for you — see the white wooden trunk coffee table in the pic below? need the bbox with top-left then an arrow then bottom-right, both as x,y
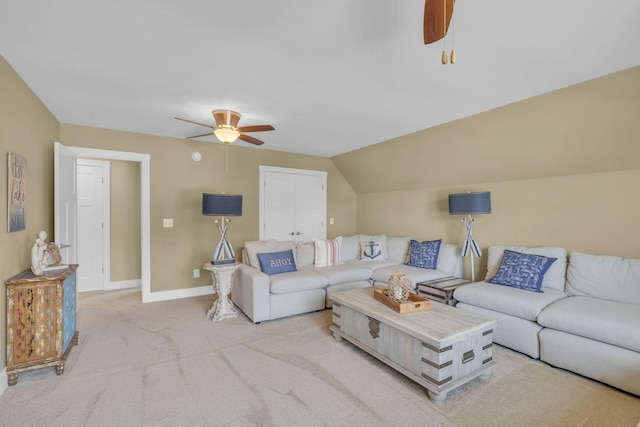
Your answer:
329,287 -> 496,404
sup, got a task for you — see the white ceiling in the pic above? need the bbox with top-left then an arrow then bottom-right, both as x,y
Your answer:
2,1 -> 639,157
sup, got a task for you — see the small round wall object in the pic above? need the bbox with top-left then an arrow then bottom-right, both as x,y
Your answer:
191,151 -> 202,162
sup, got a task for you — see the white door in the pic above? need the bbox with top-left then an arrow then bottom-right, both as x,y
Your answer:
77,160 -> 110,292
260,166 -> 326,241
54,142 -> 78,264
263,171 -> 297,240
293,173 -> 326,241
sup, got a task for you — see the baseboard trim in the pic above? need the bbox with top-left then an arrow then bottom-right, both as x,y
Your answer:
106,279 -> 141,291
143,285 -> 214,303
0,367 -> 7,396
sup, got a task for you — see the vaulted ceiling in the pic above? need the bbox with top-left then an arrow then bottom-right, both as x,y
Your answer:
1,1 -> 639,157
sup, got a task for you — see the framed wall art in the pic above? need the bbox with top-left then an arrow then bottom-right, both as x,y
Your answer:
8,152 -> 27,232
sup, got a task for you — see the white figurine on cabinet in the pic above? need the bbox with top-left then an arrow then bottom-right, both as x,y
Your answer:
30,230 -> 50,275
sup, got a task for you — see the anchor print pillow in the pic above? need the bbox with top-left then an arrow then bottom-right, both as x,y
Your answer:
359,240 -> 386,262
405,239 -> 442,269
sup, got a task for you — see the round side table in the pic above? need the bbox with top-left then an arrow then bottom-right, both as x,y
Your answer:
203,262 -> 240,322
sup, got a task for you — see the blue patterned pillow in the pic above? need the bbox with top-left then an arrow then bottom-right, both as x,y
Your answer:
257,250 -> 297,275
488,250 -> 557,292
405,239 -> 442,269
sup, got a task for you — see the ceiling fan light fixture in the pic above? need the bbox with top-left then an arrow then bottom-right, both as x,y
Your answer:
213,126 -> 240,143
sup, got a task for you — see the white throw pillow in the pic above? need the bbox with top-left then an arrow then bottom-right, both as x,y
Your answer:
314,236 -> 343,267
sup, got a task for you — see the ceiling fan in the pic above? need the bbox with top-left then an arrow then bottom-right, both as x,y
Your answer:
175,110 -> 274,146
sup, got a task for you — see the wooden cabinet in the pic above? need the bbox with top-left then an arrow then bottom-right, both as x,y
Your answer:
5,264 -> 79,386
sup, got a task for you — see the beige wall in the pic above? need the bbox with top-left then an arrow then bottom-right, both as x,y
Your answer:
59,124 -> 357,292
334,67 -> 640,279
1,56 -> 59,370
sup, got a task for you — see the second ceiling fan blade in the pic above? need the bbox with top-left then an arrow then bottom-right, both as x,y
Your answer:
186,132 -> 215,139
238,134 -> 264,146
175,117 -> 215,129
237,125 -> 275,133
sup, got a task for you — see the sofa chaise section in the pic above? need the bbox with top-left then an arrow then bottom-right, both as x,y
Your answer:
537,252 -> 640,396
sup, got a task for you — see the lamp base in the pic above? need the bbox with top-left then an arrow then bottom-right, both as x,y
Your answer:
211,259 -> 236,265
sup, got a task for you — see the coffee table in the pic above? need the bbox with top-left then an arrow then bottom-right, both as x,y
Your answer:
329,287 -> 496,404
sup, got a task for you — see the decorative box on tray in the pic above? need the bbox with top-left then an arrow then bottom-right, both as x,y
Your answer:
373,289 -> 431,313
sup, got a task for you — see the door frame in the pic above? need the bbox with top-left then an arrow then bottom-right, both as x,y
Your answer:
65,146 -> 152,303
77,159 -> 111,292
259,165 -> 327,241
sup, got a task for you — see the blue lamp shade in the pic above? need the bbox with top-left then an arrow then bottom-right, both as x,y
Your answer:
448,191 -> 491,215
202,194 -> 243,216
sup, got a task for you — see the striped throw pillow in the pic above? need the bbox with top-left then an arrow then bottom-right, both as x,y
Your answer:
314,236 -> 342,267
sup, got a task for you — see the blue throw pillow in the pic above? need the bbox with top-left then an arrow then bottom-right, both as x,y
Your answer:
258,250 -> 297,275
487,250 -> 557,292
405,239 -> 442,269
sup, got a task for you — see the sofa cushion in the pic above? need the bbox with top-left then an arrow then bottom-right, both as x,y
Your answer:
345,259 -> 399,272
387,237 -> 410,263
258,250 -> 297,275
453,282 -> 567,321
405,239 -> 441,269
269,270 -> 328,294
305,264 -> 371,285
359,240 -> 386,261
437,244 -> 460,276
487,250 -> 557,293
358,235 -> 388,259
244,240 -> 296,271
314,237 -> 342,267
295,241 -> 315,268
340,235 -> 360,262
566,252 -> 640,304
537,296 -> 640,352
485,246 -> 567,291
371,264 -> 451,289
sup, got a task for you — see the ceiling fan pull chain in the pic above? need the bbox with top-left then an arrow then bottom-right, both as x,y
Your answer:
450,0 -> 456,64
442,0 -> 448,64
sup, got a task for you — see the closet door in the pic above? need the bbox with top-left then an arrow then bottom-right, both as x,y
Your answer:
260,166 -> 327,242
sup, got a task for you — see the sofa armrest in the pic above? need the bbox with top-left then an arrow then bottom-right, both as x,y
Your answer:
232,263 -> 270,323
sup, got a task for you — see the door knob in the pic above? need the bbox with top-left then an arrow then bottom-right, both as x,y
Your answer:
290,232 -> 295,236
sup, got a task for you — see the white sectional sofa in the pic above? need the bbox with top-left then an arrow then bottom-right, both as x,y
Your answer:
454,246 -> 640,396
232,235 -> 462,324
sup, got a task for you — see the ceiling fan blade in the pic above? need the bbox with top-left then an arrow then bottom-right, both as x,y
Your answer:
238,133 -> 264,146
185,132 -> 214,139
175,117 -> 215,129
424,0 -> 454,44
237,125 -> 275,133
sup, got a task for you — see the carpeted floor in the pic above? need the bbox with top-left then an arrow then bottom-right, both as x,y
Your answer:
1,288 -> 639,427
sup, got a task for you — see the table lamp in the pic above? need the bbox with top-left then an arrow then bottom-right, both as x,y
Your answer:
448,191 -> 491,281
203,193 -> 243,265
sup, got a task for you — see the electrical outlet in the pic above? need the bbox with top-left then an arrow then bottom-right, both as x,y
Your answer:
193,268 -> 200,278
163,218 -> 174,228
329,217 -> 335,225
